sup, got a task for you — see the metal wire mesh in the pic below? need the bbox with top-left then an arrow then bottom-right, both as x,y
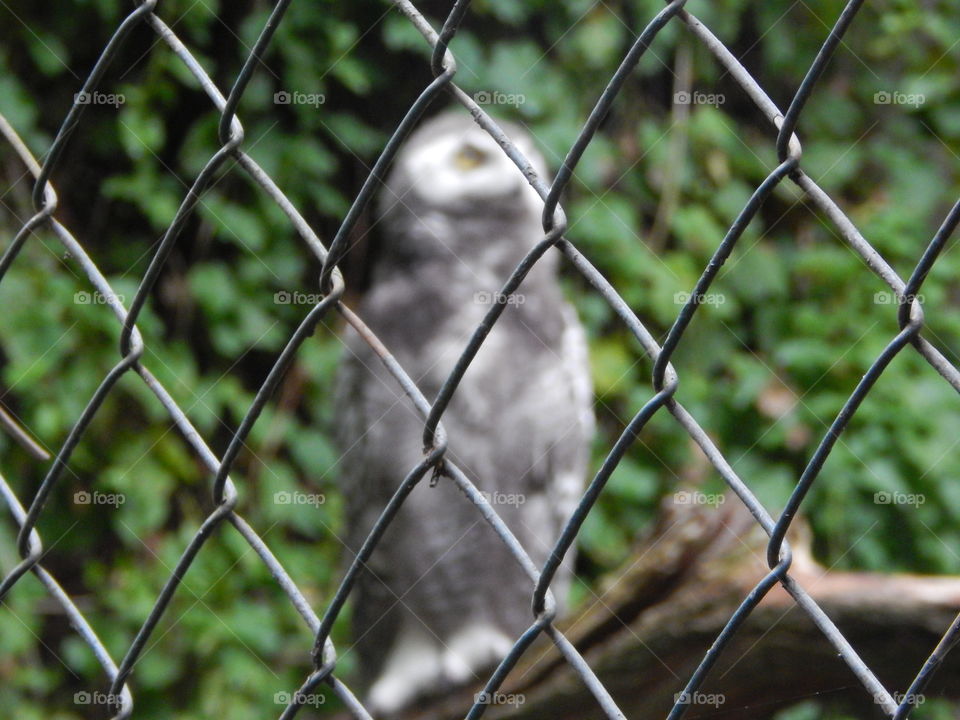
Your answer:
1,1 -> 959,718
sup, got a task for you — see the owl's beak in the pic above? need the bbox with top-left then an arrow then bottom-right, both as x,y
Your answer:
453,143 -> 489,170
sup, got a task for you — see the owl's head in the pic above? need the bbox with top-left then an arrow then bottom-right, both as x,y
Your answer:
378,112 -> 548,222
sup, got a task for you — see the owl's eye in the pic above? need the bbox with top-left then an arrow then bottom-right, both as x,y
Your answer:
453,143 -> 488,170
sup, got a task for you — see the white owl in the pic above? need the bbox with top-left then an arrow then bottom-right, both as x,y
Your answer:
336,111 -> 593,714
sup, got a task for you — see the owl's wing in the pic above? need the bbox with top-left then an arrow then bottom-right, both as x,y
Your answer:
333,332 -> 404,683
553,300 -> 595,524
333,336 -> 369,556
524,300 -> 594,606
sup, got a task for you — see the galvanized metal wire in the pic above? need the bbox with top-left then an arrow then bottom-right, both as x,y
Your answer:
1,1 -> 959,718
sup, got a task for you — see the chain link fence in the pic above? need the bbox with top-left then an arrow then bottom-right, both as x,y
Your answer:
1,0 -> 959,718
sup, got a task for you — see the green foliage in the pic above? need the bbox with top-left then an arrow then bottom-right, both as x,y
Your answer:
1,0 -> 959,717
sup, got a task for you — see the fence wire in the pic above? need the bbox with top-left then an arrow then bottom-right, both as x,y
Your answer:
1,1 -> 959,719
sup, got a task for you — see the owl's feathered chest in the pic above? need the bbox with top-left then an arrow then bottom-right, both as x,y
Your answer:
363,253 -> 564,361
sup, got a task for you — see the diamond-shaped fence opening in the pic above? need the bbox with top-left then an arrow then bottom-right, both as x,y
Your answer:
1,1 -> 959,719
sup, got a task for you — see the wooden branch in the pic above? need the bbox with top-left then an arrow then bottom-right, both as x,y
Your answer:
390,498 -> 960,720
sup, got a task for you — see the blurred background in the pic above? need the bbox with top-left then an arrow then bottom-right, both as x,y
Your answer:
1,0 -> 959,718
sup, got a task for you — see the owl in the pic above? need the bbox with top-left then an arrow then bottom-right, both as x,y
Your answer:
336,111 -> 593,714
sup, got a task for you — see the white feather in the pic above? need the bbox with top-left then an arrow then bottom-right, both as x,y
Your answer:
367,626 -> 443,715
441,624 -> 514,684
